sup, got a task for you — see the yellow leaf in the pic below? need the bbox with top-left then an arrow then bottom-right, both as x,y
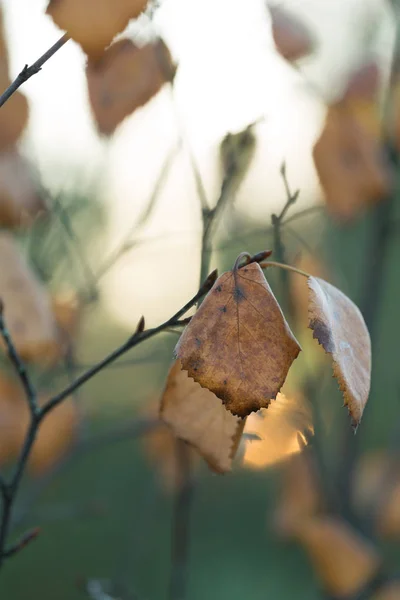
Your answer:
46,0 -> 149,59
307,276 -> 371,427
296,516 -> 381,597
242,392 -> 312,470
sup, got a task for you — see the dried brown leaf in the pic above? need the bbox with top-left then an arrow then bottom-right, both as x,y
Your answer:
175,260 -> 301,417
313,63 -> 389,222
0,151 -> 46,228
160,359 -> 245,473
0,233 -> 62,363
143,398 -> 199,491
86,38 -> 175,135
273,447 -> 322,537
307,276 -> 371,427
354,452 -> 400,539
46,0 -> 149,59
269,6 -> 315,61
0,93 -> 29,152
296,516 -> 381,597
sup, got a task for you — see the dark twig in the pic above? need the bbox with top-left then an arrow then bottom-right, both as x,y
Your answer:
0,34 -> 70,108
168,440 -> 194,600
0,304 -> 38,417
3,527 -> 40,559
271,162 -> 299,318
0,271 -> 216,567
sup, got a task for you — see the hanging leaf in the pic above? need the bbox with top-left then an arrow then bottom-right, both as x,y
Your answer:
353,451 -> 400,539
242,392 -> 312,470
175,257 -> 301,417
296,516 -> 381,597
86,38 -> 175,135
269,6 -> 315,61
273,446 -> 322,537
0,233 -> 63,363
307,276 -> 371,427
0,151 -> 46,228
313,62 -> 390,222
160,359 -> 244,474
143,398 -> 199,491
46,0 -> 149,59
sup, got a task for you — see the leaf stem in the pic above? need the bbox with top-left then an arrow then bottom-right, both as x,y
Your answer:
262,260 -> 310,279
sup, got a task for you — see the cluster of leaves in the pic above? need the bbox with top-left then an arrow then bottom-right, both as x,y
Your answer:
0,1 -> 396,597
0,7 -> 82,477
270,5 -> 395,222
160,249 -> 371,474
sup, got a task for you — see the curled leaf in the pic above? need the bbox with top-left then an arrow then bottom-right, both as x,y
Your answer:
296,516 -> 381,597
160,360 -> 244,473
269,6 -> 315,61
175,259 -> 301,417
87,38 -> 175,135
46,0 -> 149,59
307,276 -> 371,428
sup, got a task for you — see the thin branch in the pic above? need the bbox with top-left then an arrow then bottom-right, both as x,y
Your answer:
40,275 -> 213,418
0,34 -> 70,108
3,527 -> 40,559
0,306 -> 38,417
270,162 -> 299,318
0,270 -> 216,567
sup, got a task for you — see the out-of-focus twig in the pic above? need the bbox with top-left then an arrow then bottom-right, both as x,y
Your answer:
168,440 -> 194,600
95,145 -> 180,282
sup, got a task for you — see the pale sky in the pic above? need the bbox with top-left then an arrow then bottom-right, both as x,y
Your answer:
1,0 -> 395,327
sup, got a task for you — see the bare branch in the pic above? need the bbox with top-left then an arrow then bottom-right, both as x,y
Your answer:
0,304 -> 38,416
0,34 -> 70,108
